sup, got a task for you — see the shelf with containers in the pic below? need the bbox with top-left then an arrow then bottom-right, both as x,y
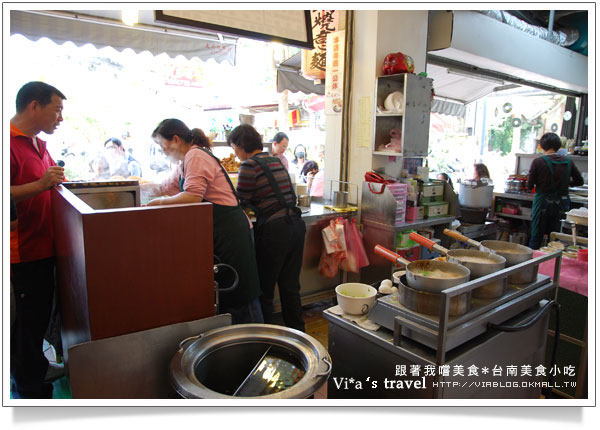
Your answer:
359,181 -> 455,285
372,73 -> 433,158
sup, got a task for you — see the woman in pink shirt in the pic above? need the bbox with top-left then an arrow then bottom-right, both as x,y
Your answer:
142,118 -> 262,324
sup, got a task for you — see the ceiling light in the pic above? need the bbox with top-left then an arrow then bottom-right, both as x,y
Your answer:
121,10 -> 139,26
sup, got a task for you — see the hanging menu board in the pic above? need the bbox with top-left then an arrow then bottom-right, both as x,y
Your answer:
155,10 -> 313,49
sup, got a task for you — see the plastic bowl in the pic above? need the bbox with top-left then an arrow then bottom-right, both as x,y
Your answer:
335,283 -> 377,315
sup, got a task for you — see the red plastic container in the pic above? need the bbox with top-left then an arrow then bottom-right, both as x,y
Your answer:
502,206 -> 519,215
577,248 -> 588,262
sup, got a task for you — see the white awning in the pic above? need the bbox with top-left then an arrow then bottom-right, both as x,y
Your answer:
10,10 -> 237,64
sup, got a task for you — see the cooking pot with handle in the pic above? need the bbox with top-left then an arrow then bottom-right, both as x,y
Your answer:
374,244 -> 470,293
443,229 -> 537,284
409,232 -> 507,298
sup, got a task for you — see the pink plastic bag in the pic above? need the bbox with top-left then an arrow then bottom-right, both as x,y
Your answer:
318,249 -> 345,278
339,218 -> 370,273
321,218 -> 346,254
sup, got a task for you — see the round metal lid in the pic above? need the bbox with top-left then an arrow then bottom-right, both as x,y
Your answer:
170,324 -> 331,399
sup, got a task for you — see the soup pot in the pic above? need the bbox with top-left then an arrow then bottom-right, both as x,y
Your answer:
374,245 -> 470,293
396,275 -> 471,317
458,179 -> 494,208
443,229 -> 537,284
409,232 -> 507,299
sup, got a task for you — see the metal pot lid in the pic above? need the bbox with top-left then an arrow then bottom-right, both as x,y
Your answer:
460,180 -> 494,189
170,324 -> 331,399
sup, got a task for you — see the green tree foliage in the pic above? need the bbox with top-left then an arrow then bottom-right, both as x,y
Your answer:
487,117 -> 513,155
519,121 -> 535,151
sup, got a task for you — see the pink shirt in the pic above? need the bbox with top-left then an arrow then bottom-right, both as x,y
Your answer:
275,153 -> 289,170
160,147 -> 237,206
309,170 -> 325,197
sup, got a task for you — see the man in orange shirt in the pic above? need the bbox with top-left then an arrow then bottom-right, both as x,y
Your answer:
10,81 -> 66,398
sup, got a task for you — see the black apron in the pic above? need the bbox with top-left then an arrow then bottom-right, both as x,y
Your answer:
248,154 -> 302,231
531,155 -> 572,239
180,147 -> 260,309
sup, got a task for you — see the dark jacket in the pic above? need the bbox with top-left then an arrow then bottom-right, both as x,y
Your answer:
527,153 -> 584,195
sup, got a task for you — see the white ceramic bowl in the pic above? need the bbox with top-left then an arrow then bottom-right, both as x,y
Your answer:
335,283 -> 377,315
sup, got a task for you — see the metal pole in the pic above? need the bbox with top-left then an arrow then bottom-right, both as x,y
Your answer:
547,11 -> 556,41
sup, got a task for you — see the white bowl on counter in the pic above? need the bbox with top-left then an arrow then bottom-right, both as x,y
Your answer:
335,283 -> 377,315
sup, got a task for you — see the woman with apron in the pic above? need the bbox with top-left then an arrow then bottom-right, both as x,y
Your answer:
527,132 -> 584,249
142,119 -> 263,324
228,124 -> 306,332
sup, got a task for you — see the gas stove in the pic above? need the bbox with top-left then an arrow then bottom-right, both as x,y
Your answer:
367,251 -> 561,354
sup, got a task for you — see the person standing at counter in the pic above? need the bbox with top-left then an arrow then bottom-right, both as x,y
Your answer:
271,132 -> 289,170
10,81 -> 66,398
527,132 -> 584,250
473,163 -> 490,181
228,124 -> 306,332
142,119 -> 263,324
437,172 -> 454,189
290,144 -> 307,182
104,137 -> 143,178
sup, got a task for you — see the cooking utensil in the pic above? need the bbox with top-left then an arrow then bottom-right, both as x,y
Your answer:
297,194 -> 311,207
374,244 -> 470,293
443,229 -> 537,284
443,228 -> 494,252
396,274 -> 471,317
333,191 -> 348,208
458,180 -> 494,208
409,232 -> 507,299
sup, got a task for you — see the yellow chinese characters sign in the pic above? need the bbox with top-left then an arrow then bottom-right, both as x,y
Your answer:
301,10 -> 341,80
325,30 -> 345,115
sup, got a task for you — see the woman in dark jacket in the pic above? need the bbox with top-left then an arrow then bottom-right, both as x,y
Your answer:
526,132 -> 584,249
228,124 -> 306,332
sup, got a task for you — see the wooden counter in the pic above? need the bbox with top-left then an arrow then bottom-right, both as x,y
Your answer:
52,185 -> 215,362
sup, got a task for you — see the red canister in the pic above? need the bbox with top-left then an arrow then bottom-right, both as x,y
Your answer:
577,248 -> 588,262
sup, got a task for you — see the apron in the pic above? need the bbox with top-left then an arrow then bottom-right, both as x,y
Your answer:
248,154 -> 302,231
531,156 -> 572,240
180,148 -> 260,309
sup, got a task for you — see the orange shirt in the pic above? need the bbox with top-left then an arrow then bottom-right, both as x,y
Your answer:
10,123 -> 58,263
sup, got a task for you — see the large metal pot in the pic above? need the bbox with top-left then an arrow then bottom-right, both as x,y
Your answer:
374,245 -> 470,293
444,229 -> 537,284
458,179 -> 494,208
409,232 -> 507,299
170,324 -> 331,399
396,275 -> 471,316
480,240 -> 537,284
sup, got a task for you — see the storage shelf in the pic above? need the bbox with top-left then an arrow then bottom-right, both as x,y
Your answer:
376,113 -> 404,117
496,212 -> 531,221
372,151 -> 403,156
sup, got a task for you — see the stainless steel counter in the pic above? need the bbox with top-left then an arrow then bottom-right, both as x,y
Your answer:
493,191 -> 588,205
493,191 -> 588,223
360,216 -> 456,285
325,302 -> 551,399
273,202 -> 357,311
300,201 -> 358,221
